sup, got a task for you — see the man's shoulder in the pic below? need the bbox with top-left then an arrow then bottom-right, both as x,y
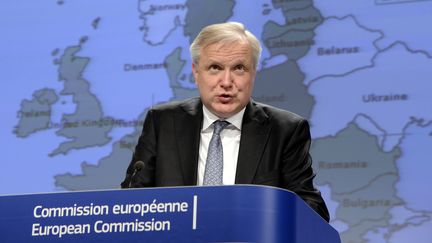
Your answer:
151,97 -> 201,113
252,100 -> 306,125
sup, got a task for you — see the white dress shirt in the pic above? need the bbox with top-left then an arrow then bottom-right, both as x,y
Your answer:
197,105 -> 245,186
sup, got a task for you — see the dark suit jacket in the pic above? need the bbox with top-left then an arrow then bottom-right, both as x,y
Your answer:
121,97 -> 330,222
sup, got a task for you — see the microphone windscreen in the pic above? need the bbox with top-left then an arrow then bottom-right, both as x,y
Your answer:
133,160 -> 145,171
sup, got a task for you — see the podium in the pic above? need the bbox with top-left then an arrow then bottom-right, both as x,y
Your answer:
0,185 -> 340,243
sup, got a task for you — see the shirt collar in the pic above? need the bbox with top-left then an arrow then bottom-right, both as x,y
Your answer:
202,105 -> 245,132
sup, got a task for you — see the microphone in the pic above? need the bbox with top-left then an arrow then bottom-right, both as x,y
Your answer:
129,161 -> 145,188
133,160 -> 145,172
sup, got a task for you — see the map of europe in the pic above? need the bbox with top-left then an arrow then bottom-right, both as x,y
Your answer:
2,0 -> 432,242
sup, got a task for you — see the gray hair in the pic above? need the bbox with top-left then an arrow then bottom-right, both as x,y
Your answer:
190,22 -> 262,69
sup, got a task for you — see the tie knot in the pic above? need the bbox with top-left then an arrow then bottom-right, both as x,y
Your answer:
213,120 -> 229,135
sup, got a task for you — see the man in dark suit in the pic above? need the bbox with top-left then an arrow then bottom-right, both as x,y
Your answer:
121,22 -> 329,222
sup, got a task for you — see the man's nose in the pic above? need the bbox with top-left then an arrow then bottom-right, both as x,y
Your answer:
220,70 -> 233,88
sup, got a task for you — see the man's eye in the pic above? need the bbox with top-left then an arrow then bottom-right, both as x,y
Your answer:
234,65 -> 246,72
209,65 -> 222,71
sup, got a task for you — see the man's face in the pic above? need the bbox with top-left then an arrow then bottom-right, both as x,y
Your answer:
192,41 -> 256,118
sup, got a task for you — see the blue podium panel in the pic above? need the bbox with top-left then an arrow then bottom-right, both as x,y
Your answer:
0,185 -> 340,243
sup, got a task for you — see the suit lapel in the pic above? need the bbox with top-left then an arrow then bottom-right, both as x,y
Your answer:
175,98 -> 203,185
235,101 -> 271,184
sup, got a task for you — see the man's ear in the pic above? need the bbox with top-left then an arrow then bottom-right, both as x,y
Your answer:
192,63 -> 198,84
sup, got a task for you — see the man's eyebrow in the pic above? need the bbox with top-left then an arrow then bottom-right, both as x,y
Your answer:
229,58 -> 249,65
232,59 -> 247,64
204,60 -> 223,66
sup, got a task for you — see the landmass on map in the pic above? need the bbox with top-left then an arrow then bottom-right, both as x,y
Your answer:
14,88 -> 58,137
